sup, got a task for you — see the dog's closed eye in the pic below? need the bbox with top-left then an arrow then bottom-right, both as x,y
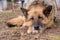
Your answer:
30,17 -> 34,20
38,16 -> 42,19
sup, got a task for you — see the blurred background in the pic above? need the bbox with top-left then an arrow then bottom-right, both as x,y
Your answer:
0,0 -> 60,11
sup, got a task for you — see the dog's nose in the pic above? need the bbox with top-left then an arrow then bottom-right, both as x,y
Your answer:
34,26 -> 39,30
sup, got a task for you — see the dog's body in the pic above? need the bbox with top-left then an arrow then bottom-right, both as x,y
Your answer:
6,0 -> 56,33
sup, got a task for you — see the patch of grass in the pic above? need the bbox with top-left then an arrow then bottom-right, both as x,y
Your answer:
49,35 -> 60,40
1,10 -> 12,16
7,1 -> 12,5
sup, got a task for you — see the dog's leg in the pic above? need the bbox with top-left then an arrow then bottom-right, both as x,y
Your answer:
28,27 -> 39,34
27,26 -> 32,33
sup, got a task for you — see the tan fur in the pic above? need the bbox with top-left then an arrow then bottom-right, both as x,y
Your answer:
7,16 -> 25,26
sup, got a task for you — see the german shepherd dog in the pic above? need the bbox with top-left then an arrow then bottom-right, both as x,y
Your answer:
6,0 -> 56,33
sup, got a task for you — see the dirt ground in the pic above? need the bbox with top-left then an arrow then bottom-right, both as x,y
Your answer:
0,9 -> 60,40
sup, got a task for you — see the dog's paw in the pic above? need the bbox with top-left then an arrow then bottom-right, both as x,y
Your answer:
27,30 -> 32,34
32,30 -> 38,33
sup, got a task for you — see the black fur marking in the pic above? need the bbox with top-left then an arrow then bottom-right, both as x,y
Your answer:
43,5 -> 52,17
54,16 -> 57,23
6,23 -> 16,27
21,8 -> 28,18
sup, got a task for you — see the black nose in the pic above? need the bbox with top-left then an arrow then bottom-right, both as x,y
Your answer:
34,26 -> 39,30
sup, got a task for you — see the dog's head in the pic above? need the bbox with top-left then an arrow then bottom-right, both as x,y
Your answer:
21,1 -> 53,30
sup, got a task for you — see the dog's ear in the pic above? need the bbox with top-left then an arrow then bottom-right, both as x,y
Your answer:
43,5 -> 52,17
21,8 -> 28,18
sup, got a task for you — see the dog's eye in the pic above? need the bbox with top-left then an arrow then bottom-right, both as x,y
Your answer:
30,17 -> 34,20
38,16 -> 42,19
